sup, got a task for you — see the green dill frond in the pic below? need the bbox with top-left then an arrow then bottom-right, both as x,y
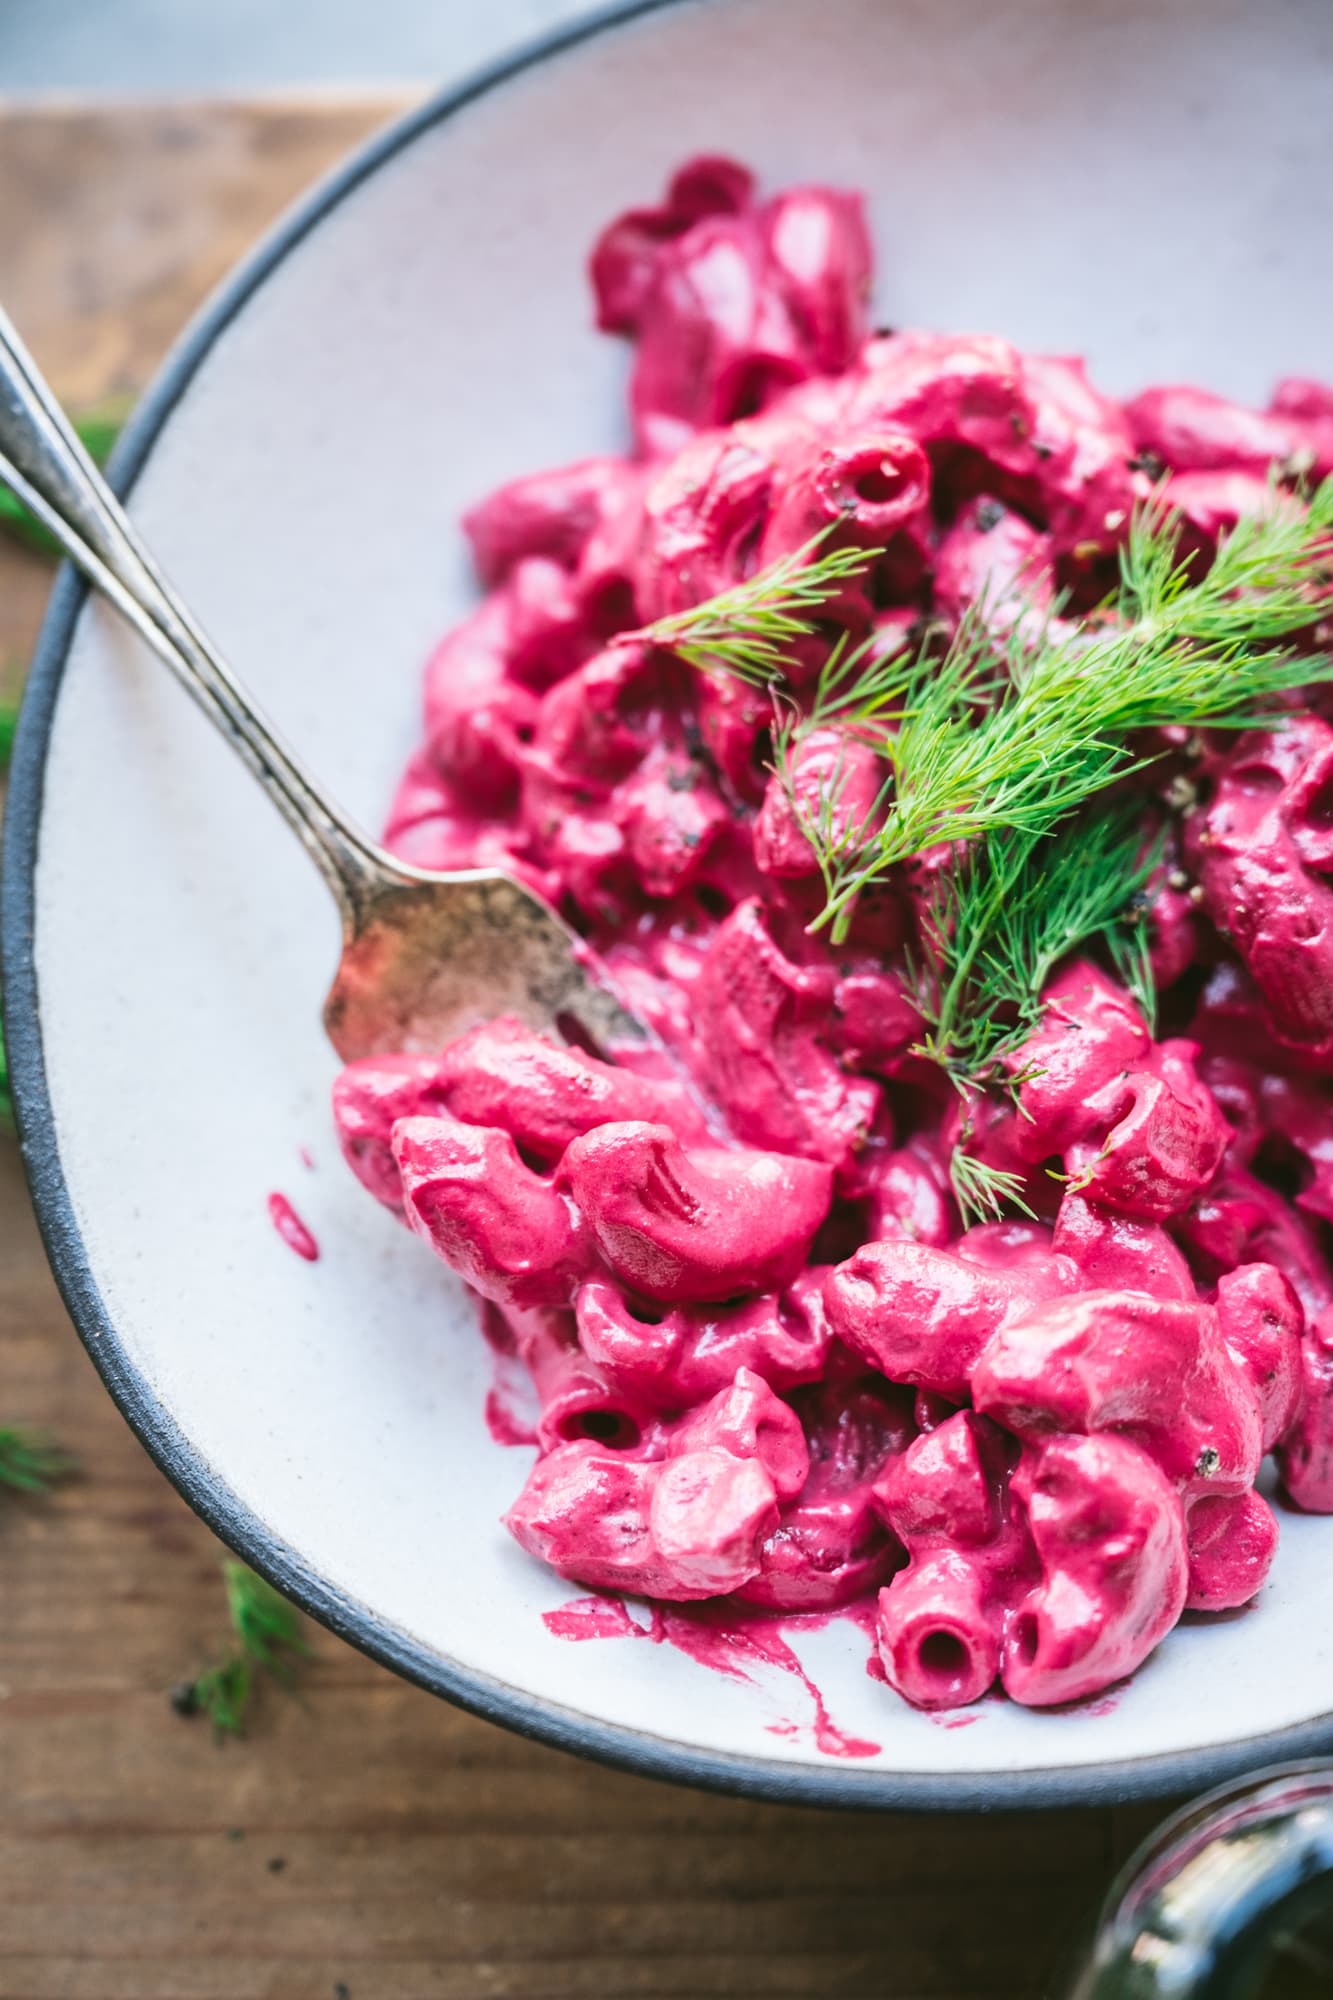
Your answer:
0,1427 -> 75,1493
183,1657 -> 252,1738
0,404 -> 128,557
175,1562 -> 308,1739
1107,910 -> 1158,1037
635,530 -> 874,686
651,484 -> 1329,1078
800,482 -> 1333,940
949,1149 -> 1036,1229
629,475 -> 1329,1114
774,608 -> 1006,916
1118,476 -> 1333,642
915,805 -> 1164,1088
1046,1153 -> 1106,1198
0,684 -> 17,773
223,1560 -> 308,1680
804,613 -> 960,738
769,697 -> 897,915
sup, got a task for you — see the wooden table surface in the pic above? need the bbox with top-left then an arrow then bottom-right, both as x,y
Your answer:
0,98 -> 1165,2000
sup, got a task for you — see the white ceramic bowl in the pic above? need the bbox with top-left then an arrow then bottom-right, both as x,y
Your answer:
8,0 -> 1333,1810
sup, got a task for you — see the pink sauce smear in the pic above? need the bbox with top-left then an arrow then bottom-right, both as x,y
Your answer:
543,1594 -> 880,1759
484,1379 -> 539,1450
267,1192 -> 319,1263
326,150 -> 1333,1721
480,1302 -> 540,1447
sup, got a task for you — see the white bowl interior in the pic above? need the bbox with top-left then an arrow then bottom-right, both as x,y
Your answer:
28,0 -> 1333,1788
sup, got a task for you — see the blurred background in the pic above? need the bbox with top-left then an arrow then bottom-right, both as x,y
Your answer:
1,0 -> 599,92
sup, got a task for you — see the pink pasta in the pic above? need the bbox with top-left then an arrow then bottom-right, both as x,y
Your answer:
333,156 -> 1333,1714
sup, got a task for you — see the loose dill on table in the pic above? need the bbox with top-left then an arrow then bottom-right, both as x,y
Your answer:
0,1428 -> 76,1494
171,1560 -> 309,1739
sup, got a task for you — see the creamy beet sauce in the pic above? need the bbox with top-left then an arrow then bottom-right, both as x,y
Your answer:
479,1300 -> 541,1447
542,1593 -> 881,1758
267,1191 -> 319,1262
484,1378 -> 540,1450
330,156 -> 1333,1730
542,1594 -> 645,1641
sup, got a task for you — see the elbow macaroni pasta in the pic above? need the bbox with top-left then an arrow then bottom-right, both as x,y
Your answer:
333,157 -> 1333,1709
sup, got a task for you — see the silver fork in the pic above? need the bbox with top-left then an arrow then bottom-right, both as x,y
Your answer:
0,304 -> 649,1063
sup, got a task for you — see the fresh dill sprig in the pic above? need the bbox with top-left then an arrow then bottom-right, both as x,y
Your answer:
949,1150 -> 1035,1230
0,403 -> 127,557
173,1560 -> 308,1738
646,485 -> 1333,1228
0,1427 -> 76,1493
778,481 -> 1333,940
1117,481 -> 1333,638
633,531 -> 874,685
927,808 -> 1164,1225
1107,911 -> 1158,1038
914,805 -> 1163,1089
779,614 -> 932,742
184,1657 -> 252,1738
223,1559 -> 307,1679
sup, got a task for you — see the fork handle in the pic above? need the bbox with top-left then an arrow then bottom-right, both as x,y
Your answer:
0,302 -> 390,921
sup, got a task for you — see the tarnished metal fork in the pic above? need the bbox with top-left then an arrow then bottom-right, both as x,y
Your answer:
0,303 -> 649,1062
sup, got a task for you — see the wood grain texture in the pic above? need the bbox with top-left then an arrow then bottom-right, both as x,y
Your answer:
0,99 -> 1163,2000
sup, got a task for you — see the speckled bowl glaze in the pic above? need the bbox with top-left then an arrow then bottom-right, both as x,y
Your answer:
7,0 -> 1333,1810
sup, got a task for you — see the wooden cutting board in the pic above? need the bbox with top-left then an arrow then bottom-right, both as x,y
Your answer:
0,98 -> 1159,2000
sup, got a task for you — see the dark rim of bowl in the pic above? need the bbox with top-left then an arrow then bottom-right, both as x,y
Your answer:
6,0 -> 1333,1814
